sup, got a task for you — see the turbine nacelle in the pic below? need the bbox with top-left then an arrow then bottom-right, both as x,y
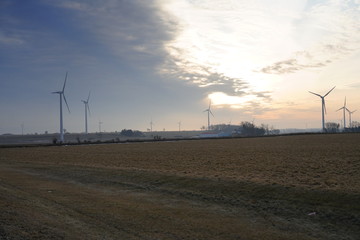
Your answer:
204,100 -> 214,130
203,109 -> 214,117
337,97 -> 348,129
346,109 -> 357,114
204,101 -> 214,116
52,72 -> 70,142
308,86 -> 336,131
82,91 -> 91,134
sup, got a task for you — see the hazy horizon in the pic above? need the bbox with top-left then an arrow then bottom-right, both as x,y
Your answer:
1,0 -> 360,134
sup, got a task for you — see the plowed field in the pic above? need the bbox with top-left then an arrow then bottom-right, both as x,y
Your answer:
1,134 -> 359,239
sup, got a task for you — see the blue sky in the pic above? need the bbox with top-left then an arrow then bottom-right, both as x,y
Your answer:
1,0 -> 360,134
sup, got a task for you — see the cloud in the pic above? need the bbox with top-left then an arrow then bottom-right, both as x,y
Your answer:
0,31 -> 25,45
50,0 -> 176,65
0,3 -> 27,46
158,0 -> 296,107
1,0 -> 178,76
260,0 -> 360,75
259,56 -> 327,74
346,82 -> 360,89
208,90 -> 272,109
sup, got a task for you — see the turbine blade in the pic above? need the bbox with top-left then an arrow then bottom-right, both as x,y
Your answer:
63,94 -> 70,113
323,101 -> 327,114
308,91 -> 322,98
209,110 -> 214,117
344,97 -> 346,107
336,107 -> 344,112
87,103 -> 91,116
62,72 -> 68,92
87,91 -> 91,102
324,86 -> 336,97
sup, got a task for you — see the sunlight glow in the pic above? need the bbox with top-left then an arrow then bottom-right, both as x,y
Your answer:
209,92 -> 258,108
158,0 -> 360,130
160,0 -> 305,86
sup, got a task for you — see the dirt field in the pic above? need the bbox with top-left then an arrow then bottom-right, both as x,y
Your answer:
0,133 -> 359,239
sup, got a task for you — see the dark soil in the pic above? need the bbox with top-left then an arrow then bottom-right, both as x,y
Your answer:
0,133 -> 359,239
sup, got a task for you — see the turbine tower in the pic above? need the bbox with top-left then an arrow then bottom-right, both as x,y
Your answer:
336,97 -> 347,129
309,86 -> 335,132
346,108 -> 356,128
52,72 -> 70,143
150,119 -> 154,132
98,120 -> 103,133
203,101 -> 214,130
81,91 -> 91,134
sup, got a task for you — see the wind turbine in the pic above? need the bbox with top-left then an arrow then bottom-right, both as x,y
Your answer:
203,101 -> 214,130
81,91 -> 91,134
336,97 -> 347,129
309,86 -> 335,132
52,72 -> 70,143
346,108 -> 356,128
150,119 -> 154,132
178,121 -> 181,132
98,119 -> 103,133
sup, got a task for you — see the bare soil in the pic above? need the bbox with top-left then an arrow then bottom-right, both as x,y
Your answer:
0,133 -> 359,239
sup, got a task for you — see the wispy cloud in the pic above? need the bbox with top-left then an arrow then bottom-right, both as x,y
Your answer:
260,0 -> 360,75
0,31 -> 25,45
0,4 -> 27,46
158,0 -> 360,113
160,54 -> 272,107
259,55 -> 327,75
158,0 -> 307,107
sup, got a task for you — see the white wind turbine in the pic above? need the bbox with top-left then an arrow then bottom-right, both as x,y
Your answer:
52,72 -> 70,143
346,108 -> 356,128
81,91 -> 91,134
336,97 -> 347,129
150,119 -> 154,132
204,101 -> 214,130
309,86 -> 335,132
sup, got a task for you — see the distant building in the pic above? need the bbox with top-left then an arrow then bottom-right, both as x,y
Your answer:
198,131 -> 232,138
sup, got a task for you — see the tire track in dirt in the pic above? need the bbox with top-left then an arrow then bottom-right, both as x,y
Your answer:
0,164 -> 317,240
1,134 -> 360,239
3,164 -> 359,240
0,167 -> 153,239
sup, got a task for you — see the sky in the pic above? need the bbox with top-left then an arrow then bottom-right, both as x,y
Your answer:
1,0 -> 360,134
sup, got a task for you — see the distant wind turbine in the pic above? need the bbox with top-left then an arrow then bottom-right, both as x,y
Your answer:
336,97 -> 347,129
150,119 -> 154,132
204,101 -> 214,130
309,86 -> 335,132
81,91 -> 91,134
98,120 -> 103,133
52,72 -> 70,143
178,121 -> 181,132
346,108 -> 356,128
